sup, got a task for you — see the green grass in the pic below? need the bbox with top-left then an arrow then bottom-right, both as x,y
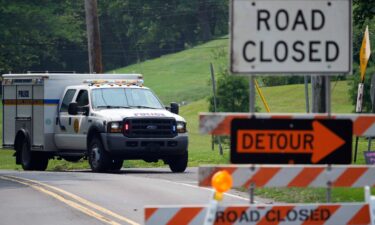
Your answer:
111,38 -> 228,104
256,80 -> 353,113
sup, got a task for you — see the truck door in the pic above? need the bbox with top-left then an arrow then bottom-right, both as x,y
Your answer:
54,89 -> 76,149
68,89 -> 90,150
55,89 -> 90,150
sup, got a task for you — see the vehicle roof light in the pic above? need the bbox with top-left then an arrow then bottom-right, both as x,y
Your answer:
84,79 -> 144,87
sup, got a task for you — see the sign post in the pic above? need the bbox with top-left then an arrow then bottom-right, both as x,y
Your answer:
354,25 -> 372,161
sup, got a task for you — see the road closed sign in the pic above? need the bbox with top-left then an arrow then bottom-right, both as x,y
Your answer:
230,0 -> 352,74
231,118 -> 352,164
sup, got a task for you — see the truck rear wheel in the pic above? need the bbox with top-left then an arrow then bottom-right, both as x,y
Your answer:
20,140 -> 48,171
168,151 -> 188,173
88,137 -> 110,172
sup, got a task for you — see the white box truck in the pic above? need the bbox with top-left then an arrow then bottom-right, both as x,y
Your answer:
2,73 -> 188,172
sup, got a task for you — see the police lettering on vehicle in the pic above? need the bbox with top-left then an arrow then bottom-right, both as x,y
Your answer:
134,113 -> 165,117
18,90 -> 29,98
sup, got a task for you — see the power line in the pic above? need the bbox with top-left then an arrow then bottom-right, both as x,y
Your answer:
102,1 -> 228,14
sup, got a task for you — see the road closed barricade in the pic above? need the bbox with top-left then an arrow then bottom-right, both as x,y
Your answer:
145,164 -> 375,225
144,114 -> 375,225
145,203 -> 370,225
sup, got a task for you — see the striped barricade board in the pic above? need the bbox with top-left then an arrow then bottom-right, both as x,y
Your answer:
145,203 -> 370,225
199,113 -> 375,137
199,165 -> 375,188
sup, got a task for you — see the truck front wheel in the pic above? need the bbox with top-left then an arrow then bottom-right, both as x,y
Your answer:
88,137 -> 110,172
20,140 -> 48,171
109,159 -> 123,171
168,151 -> 188,173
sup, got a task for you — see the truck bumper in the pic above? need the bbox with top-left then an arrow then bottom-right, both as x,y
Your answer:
100,133 -> 188,159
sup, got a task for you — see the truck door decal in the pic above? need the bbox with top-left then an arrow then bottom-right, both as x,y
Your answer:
73,119 -> 80,133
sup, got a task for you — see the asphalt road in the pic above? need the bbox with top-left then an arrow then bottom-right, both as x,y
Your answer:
0,167 -> 271,225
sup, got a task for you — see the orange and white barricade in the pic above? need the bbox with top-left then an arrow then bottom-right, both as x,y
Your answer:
145,165 -> 375,225
199,113 -> 375,137
145,203 -> 370,225
198,165 -> 375,188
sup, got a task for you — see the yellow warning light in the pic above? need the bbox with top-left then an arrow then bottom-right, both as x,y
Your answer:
211,170 -> 233,193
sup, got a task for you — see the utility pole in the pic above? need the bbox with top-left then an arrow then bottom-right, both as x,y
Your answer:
85,0 -> 103,73
311,76 -> 327,113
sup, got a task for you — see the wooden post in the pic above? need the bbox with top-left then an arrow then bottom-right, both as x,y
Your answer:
85,0 -> 103,73
311,76 -> 327,113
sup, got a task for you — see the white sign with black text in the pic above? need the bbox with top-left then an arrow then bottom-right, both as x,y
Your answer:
230,0 -> 352,74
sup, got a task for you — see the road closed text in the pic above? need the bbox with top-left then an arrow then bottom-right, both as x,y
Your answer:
231,0 -> 351,73
242,9 -> 339,64
215,208 -> 332,223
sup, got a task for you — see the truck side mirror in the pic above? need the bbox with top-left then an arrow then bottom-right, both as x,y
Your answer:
170,102 -> 179,115
68,102 -> 78,115
82,105 -> 90,116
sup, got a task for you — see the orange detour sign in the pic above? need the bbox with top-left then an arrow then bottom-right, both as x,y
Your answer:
231,119 -> 352,164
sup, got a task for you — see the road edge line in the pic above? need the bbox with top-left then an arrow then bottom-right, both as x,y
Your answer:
1,175 -> 140,225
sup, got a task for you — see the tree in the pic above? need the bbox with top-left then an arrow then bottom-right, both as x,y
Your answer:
208,48 -> 252,113
348,2 -> 375,112
99,0 -> 228,71
353,0 -> 375,28
209,71 -> 250,112
0,0 -> 86,74
1,0 -> 229,73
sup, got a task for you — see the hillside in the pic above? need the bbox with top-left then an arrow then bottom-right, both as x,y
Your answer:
111,37 -> 355,114
111,38 -> 228,104
257,80 -> 354,113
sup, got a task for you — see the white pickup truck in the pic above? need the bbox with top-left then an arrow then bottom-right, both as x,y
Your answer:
2,73 -> 188,172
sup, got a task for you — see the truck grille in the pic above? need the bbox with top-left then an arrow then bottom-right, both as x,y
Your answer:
123,118 -> 177,138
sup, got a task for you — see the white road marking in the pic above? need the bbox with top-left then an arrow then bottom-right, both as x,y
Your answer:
1,175 -> 140,225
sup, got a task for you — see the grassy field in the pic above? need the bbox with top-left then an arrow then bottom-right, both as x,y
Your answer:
257,80 -> 353,113
111,38 -> 228,104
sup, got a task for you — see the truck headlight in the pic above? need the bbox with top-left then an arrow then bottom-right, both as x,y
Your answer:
176,122 -> 187,133
108,122 -> 122,133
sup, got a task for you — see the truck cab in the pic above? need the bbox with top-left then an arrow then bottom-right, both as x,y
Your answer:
2,73 -> 188,172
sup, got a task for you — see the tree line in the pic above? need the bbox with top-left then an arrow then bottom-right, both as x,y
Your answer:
0,0 -> 228,74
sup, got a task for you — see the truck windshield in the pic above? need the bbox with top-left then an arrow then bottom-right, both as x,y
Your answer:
92,88 -> 164,109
